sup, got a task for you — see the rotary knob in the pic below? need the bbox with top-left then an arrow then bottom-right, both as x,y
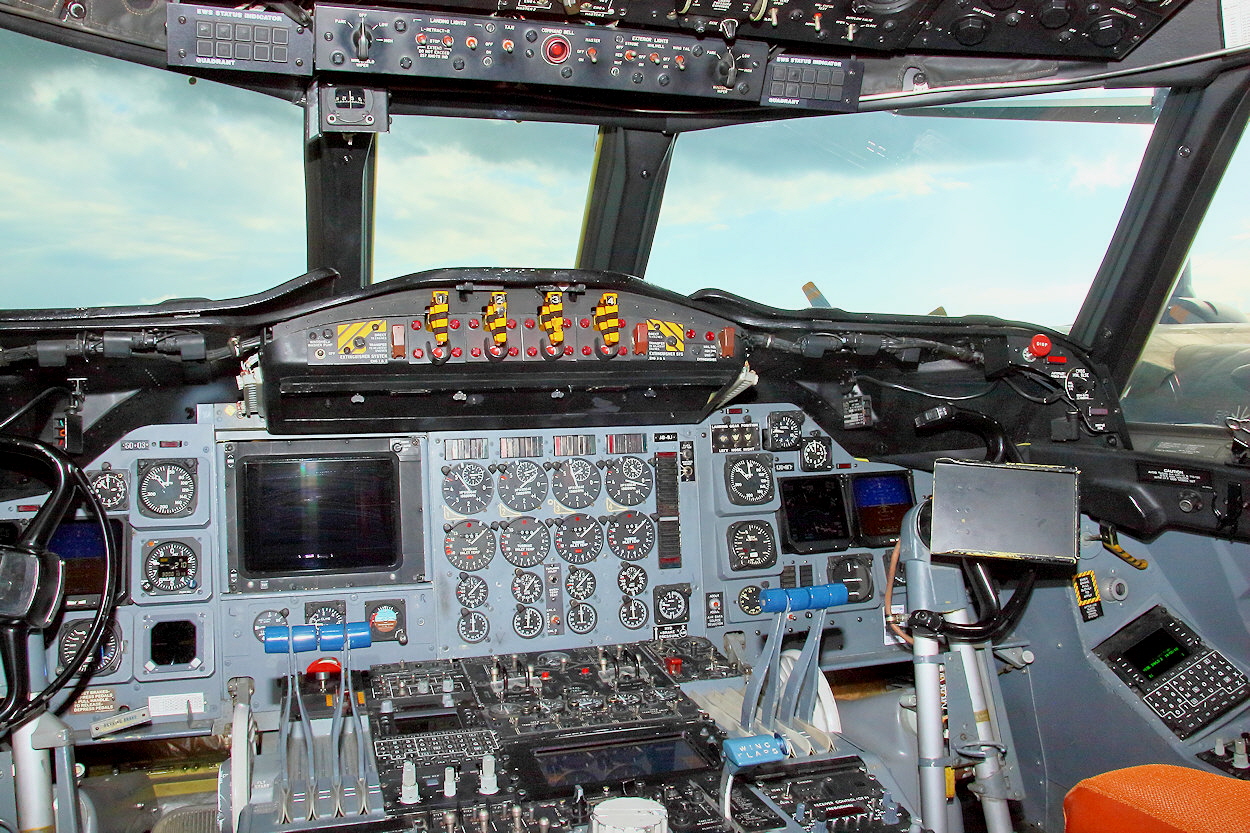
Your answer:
1087,15 -> 1126,47
951,15 -> 991,46
1038,0 -> 1073,28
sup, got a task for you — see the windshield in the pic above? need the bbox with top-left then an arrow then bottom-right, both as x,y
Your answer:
648,90 -> 1162,324
1,23 -> 1161,325
0,28 -> 307,309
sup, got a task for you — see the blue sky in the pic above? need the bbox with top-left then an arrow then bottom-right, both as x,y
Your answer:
1,26 -> 1243,329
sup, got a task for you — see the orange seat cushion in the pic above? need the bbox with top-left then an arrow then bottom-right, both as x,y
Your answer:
1064,764 -> 1250,833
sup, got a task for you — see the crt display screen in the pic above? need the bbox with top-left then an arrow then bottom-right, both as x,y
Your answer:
1123,628 -> 1190,681
240,456 -> 399,575
48,518 -> 124,598
534,736 -> 707,788
851,473 -> 914,540
779,476 -> 852,552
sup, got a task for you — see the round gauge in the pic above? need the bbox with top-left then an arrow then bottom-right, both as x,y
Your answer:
499,517 -> 551,568
89,470 -> 128,511
619,597 -> 649,630
442,462 -> 494,515
553,514 -> 604,565
565,567 -> 597,600
368,604 -> 402,636
605,511 -> 655,560
766,411 -> 804,451
551,458 -> 602,509
800,436 -> 834,472
456,574 -> 490,608
656,588 -> 689,623
567,603 -> 598,635
444,520 -> 496,571
727,520 -> 778,571
1065,367 -> 1096,400
737,585 -> 763,616
617,563 -> 648,596
143,540 -> 198,592
307,603 -> 346,627
724,456 -> 774,506
497,460 -> 548,512
605,456 -> 654,506
58,619 -> 124,676
252,609 -> 287,642
512,570 -> 544,604
513,606 -> 546,639
138,461 -> 196,516
457,610 -> 490,644
829,554 -> 875,603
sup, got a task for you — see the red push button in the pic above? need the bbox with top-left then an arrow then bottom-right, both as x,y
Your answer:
1029,333 -> 1052,357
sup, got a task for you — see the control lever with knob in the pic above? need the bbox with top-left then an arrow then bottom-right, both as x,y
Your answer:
352,21 -> 374,61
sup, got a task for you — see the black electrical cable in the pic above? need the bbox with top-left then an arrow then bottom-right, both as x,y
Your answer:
0,386 -> 71,432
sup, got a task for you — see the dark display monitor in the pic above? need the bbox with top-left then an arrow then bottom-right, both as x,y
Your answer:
240,455 -> 398,575
532,735 -> 708,788
225,438 -> 425,593
778,475 -> 852,554
850,472 -> 914,545
1123,628 -> 1190,681
48,518 -> 126,609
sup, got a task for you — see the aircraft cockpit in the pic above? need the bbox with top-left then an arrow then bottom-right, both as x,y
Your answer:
1,0 -> 1249,830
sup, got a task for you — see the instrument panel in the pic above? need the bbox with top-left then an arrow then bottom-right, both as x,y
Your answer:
9,398 -> 915,732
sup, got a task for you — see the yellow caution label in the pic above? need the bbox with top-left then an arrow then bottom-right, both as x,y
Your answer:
648,319 -> 685,353
945,767 -> 956,799
336,320 -> 385,354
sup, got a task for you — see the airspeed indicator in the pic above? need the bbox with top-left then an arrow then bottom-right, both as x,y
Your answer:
727,520 -> 778,571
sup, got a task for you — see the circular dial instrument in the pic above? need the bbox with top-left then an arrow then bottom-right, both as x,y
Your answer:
605,456 -> 653,505
829,554 -> 875,603
619,597 -> 649,630
457,610 -> 490,644
605,511 -> 655,560
368,604 -> 402,636
565,567 -> 597,600
511,570 -> 544,604
551,458 -> 602,509
499,517 -> 551,568
656,588 -> 689,623
724,456 -> 774,505
800,436 -> 834,472
306,603 -> 346,627
512,606 -> 545,639
252,609 -> 287,642
617,563 -> 648,596
89,470 -> 128,511
766,411 -> 804,451
58,619 -> 123,676
444,520 -> 496,571
737,585 -> 763,616
497,460 -> 548,512
456,573 -> 490,608
553,514 -> 603,565
143,540 -> 198,592
727,520 -> 779,571
442,462 -> 494,515
138,461 -> 196,516
567,603 -> 598,635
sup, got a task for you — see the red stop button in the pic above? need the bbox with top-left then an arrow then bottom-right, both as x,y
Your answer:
1029,333 -> 1052,357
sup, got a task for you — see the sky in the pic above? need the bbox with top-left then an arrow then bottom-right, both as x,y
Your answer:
0,27 -> 1245,328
